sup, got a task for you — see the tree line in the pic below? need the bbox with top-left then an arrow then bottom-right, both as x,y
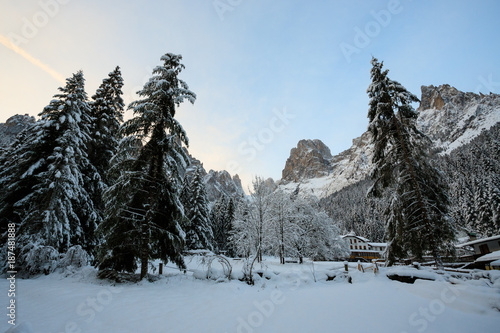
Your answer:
2,54 -> 492,279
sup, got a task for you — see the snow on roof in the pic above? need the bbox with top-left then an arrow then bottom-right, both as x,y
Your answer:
457,235 -> 500,247
490,259 -> 500,267
341,234 -> 370,243
368,242 -> 387,247
476,250 -> 500,262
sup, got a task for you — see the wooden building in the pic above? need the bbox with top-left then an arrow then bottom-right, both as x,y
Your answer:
341,232 -> 387,261
457,234 -> 500,259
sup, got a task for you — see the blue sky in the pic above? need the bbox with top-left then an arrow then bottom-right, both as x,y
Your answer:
1,0 -> 499,190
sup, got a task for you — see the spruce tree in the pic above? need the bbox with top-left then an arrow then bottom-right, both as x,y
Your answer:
0,72 -> 98,274
211,196 -> 235,255
185,167 -> 214,250
366,57 -> 455,269
89,66 -> 124,185
97,53 -> 196,280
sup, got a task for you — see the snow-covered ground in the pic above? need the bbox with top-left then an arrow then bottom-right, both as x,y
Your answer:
2,257 -> 500,333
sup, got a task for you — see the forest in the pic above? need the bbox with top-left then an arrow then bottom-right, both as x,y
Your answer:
0,53 -> 498,280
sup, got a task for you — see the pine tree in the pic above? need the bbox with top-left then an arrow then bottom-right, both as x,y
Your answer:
185,167 -> 214,250
211,196 -> 235,255
366,57 -> 455,269
0,72 -> 98,274
88,66 -> 124,188
96,53 -> 196,280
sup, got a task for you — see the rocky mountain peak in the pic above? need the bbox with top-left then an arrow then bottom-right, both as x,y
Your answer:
184,152 -> 245,203
279,84 -> 500,198
281,139 -> 332,183
204,169 -> 245,202
417,84 -> 500,152
0,114 -> 36,148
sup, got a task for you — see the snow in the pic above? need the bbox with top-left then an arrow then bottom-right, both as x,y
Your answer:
458,235 -> 500,248
2,258 -> 499,333
476,250 -> 500,262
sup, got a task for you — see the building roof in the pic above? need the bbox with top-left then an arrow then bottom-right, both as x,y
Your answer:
341,234 -> 370,243
457,235 -> 500,248
475,250 -> 500,262
368,242 -> 387,247
490,259 -> 500,267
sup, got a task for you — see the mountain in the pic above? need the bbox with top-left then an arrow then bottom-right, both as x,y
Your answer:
279,132 -> 373,197
281,139 -> 333,183
0,114 -> 35,148
184,152 -> 245,204
417,84 -> 500,153
279,85 -> 500,198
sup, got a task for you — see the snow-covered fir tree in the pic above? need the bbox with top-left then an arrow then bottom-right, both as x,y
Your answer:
320,179 -> 386,242
185,167 -> 214,251
88,66 -> 124,204
0,71 -> 98,275
366,57 -> 455,269
438,123 -> 500,237
96,53 -> 196,280
211,195 -> 236,255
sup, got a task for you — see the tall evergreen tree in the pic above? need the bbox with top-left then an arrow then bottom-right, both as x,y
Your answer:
366,57 -> 455,269
0,72 -> 98,274
85,67 -> 125,229
97,53 -> 196,280
185,167 -> 214,250
89,66 -> 124,184
211,196 -> 236,255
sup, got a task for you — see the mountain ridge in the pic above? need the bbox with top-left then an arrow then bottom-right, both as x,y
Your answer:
279,84 -> 500,198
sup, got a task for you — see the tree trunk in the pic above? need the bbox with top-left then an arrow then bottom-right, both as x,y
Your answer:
140,207 -> 151,281
280,222 -> 285,265
140,242 -> 149,280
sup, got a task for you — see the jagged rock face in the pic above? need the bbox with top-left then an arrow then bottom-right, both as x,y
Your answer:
279,84 -> 500,198
323,131 -> 373,195
281,139 -> 332,183
0,114 -> 35,148
417,84 -> 500,152
204,170 -> 245,203
184,153 -> 245,203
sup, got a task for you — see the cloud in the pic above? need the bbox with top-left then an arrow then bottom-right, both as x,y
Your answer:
0,34 -> 65,84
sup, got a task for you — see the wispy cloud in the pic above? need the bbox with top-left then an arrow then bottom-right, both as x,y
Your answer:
0,34 -> 65,84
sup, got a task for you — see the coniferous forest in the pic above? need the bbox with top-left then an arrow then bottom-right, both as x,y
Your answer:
0,53 -> 499,281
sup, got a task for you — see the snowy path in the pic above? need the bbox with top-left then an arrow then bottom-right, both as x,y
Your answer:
1,260 -> 500,333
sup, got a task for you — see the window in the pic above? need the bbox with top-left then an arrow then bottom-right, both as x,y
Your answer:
479,244 -> 490,255
355,246 -> 358,249
350,239 -> 352,244
364,246 -> 367,250
354,239 -> 357,243
350,245 -> 353,249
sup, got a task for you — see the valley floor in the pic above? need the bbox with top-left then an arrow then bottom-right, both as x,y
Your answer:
2,258 -> 500,333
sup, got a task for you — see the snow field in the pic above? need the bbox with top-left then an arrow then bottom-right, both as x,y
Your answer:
2,257 -> 500,333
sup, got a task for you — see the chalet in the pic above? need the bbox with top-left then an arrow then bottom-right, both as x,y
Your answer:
341,232 -> 387,261
457,234 -> 500,259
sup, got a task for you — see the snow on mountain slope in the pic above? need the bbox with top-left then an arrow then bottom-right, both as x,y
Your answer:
417,84 -> 500,153
279,85 -> 500,198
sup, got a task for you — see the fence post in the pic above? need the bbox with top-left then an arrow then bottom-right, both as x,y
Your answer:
159,263 -> 163,275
